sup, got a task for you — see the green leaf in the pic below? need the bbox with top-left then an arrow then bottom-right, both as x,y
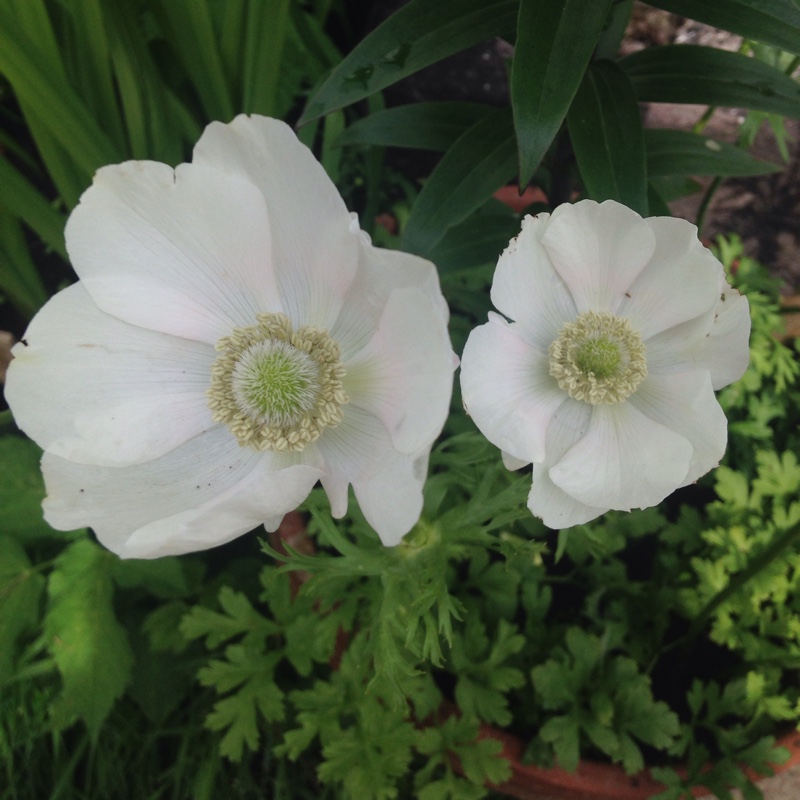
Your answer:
151,0 -> 233,122
648,0 -> 800,57
180,586 -> 277,649
401,108 -> 517,257
200,646 -> 284,761
299,0 -> 519,123
0,535 -> 45,682
429,212 -> 524,274
0,155 -> 67,259
512,0 -> 613,186
337,102 -> 493,151
0,212 -> 49,319
0,436 -> 59,540
645,129 -> 783,177
620,45 -> 800,118
44,539 -> 133,734
567,60 -> 648,214
0,3 -> 122,175
112,556 -> 190,599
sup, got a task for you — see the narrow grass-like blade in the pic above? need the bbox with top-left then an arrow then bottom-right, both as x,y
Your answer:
0,156 -> 67,258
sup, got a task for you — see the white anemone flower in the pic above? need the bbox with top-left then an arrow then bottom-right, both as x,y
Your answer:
6,115 -> 456,558
459,199 -> 750,529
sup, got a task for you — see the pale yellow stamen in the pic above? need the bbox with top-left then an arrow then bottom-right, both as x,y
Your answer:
548,310 -> 647,405
207,312 -> 347,452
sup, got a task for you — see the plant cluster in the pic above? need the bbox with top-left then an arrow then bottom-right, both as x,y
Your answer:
2,1 -> 800,800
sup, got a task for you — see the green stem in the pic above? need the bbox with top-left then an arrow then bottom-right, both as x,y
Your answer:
695,175 -> 722,238
692,105 -> 716,135
686,521 -> 800,646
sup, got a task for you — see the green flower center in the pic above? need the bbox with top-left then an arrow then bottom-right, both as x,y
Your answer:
548,310 -> 647,405
208,312 -> 347,452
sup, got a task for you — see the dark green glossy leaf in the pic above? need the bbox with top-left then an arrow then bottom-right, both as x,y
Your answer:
299,0 -> 519,124
401,108 -> 517,258
512,0 -> 612,186
428,212 -> 522,273
649,175 -> 702,203
620,45 -> 800,118
567,60 -> 647,215
337,102 -> 493,151
648,0 -> 800,56
645,129 -> 783,176
646,183 -> 672,217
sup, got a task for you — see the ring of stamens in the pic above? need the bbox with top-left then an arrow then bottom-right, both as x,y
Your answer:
208,312 -> 347,452
548,310 -> 647,405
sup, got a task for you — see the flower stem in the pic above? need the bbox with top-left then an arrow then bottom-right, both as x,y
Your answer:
695,176 -> 722,238
686,520 -> 800,646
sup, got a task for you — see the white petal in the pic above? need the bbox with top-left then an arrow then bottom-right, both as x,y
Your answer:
550,402 -> 693,510
702,287 -> 751,389
66,161 -> 281,343
460,315 -> 565,464
344,287 -> 454,454
541,200 -> 655,314
630,371 -> 727,487
332,233 -> 449,360
192,115 -> 358,331
42,426 -> 323,558
117,464 -> 322,558
6,283 -> 214,467
616,217 -> 723,340
527,399 -> 607,528
490,213 -> 577,349
353,449 -> 429,546
315,405 -> 425,543
646,285 -> 751,390
502,451 -> 530,471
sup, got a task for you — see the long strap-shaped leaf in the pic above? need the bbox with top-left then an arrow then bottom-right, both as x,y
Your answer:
512,0 -> 612,187
649,0 -> 800,57
645,129 -> 782,177
620,45 -> 800,118
336,102 -> 493,151
299,0 -> 519,124
401,108 -> 517,258
567,61 -> 648,215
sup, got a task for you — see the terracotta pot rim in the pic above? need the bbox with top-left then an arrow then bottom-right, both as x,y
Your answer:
481,721 -> 800,800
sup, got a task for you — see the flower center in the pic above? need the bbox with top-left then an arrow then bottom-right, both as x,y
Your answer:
208,312 -> 347,452
548,310 -> 647,405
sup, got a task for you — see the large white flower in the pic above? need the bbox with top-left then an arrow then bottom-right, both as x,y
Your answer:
459,199 -> 750,529
6,115 -> 455,558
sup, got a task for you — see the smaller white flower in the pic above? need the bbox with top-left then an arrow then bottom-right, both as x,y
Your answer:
459,199 -> 750,529
6,115 -> 456,558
